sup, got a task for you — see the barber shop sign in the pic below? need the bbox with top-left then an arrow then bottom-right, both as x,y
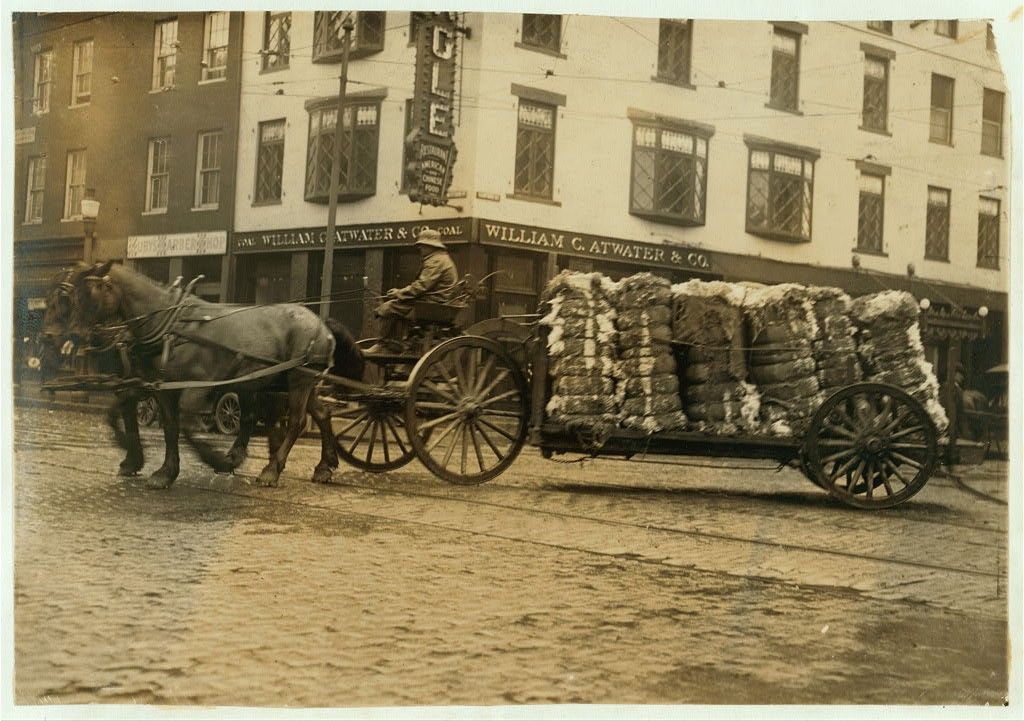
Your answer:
405,12 -> 459,206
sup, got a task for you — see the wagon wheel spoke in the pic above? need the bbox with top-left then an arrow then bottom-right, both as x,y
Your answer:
882,458 -> 910,487
425,416 -> 462,453
378,419 -> 392,464
468,422 -> 487,472
477,416 -> 516,442
889,451 -> 923,470
422,380 -> 460,406
473,354 -> 496,395
384,416 -> 409,456
365,418 -> 379,464
460,422 -> 469,476
474,420 -> 505,459
416,401 -> 461,412
336,411 -> 370,439
419,410 -> 463,433
476,408 -> 522,419
439,421 -> 464,470
824,420 -> 858,440
821,446 -> 858,465
477,388 -> 522,408
889,425 -> 927,441
828,453 -> 861,483
879,407 -> 911,435
876,462 -> 895,496
476,368 -> 511,401
347,415 -> 375,454
864,460 -> 875,498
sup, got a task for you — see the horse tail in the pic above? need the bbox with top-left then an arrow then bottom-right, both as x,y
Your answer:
325,318 -> 365,381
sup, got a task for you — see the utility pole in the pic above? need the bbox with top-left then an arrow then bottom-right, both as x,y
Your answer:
320,14 -> 354,320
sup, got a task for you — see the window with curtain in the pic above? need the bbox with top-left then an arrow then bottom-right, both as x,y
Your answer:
312,12 -> 385,62
195,131 -> 222,208
32,49 -> 53,114
24,156 -> 46,223
255,119 -> 286,203
929,73 -> 954,144
202,12 -> 230,81
262,12 -> 291,71
520,14 -> 562,53
977,197 -> 1000,269
305,102 -> 380,202
857,173 -> 885,253
862,55 -> 889,132
71,40 -> 93,105
152,19 -> 178,90
513,100 -> 556,199
630,121 -> 709,226
656,20 -> 692,85
981,88 -> 1004,157
746,144 -> 816,241
769,29 -> 800,111
63,149 -> 87,219
145,138 -> 170,212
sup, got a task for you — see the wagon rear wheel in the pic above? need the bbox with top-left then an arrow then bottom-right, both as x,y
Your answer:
331,338 -> 417,472
405,336 -> 528,485
803,382 -> 938,509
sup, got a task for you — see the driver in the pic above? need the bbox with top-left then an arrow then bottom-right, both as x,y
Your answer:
367,229 -> 459,354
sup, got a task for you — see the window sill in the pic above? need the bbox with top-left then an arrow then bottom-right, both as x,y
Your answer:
651,75 -> 696,90
854,246 -> 887,257
748,228 -> 811,243
198,77 -> 227,86
22,220 -> 43,226
630,209 -> 703,228
69,101 -> 91,110
192,205 -> 219,212
252,198 -> 283,207
33,110 -> 50,117
924,256 -> 951,263
764,102 -> 803,116
981,150 -> 1004,160
149,86 -> 176,94
514,41 -> 566,59
858,124 -> 892,137
305,191 -> 376,204
507,193 -> 561,207
976,263 -> 1000,271
141,209 -> 168,216
61,217 -> 83,223
928,138 -> 954,148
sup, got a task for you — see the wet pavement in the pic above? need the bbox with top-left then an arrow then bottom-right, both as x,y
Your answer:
11,405 -> 1009,707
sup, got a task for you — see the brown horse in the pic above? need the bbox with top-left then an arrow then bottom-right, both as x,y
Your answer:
67,261 -> 363,489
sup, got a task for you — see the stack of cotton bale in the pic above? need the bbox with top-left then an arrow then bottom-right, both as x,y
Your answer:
538,271 -> 621,431
671,280 -> 761,434
849,290 -> 948,432
808,286 -> 863,398
743,283 -> 824,436
613,273 -> 687,433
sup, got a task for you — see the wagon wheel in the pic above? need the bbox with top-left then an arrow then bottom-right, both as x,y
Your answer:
803,382 -> 938,509
214,392 -> 241,435
136,395 -> 159,427
405,336 -> 529,485
331,338 -> 417,472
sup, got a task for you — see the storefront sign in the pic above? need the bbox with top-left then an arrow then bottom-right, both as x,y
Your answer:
233,219 -> 473,253
127,230 -> 227,259
15,127 -> 36,145
478,219 -> 714,272
407,12 -> 459,205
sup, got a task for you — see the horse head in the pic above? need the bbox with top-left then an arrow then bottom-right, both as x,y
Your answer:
67,260 -> 123,333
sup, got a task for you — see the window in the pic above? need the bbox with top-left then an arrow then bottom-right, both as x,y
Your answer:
656,20 -> 692,86
255,119 -> 285,203
867,21 -> 893,34
305,102 -> 380,202
262,11 -> 291,71
925,186 -> 950,261
630,121 -> 709,226
195,131 -> 222,209
152,19 -> 178,90
977,198 -> 1000,269
71,40 -> 93,105
929,73 -> 954,144
857,173 -> 885,253
981,88 -> 1004,157
862,55 -> 889,132
521,14 -> 562,53
745,141 -> 817,242
769,28 -> 800,111
24,156 -> 46,223
312,12 -> 385,62
202,12 -> 229,81
514,100 -> 556,199
145,138 -> 170,212
63,150 -> 86,220
934,20 -> 958,38
32,49 -> 53,114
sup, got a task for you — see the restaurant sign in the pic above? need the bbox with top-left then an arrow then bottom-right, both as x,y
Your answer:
233,219 -> 473,254
406,12 -> 459,206
479,219 -> 714,272
127,230 -> 227,259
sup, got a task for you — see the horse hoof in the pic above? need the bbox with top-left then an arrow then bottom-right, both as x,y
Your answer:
118,469 -> 141,478
146,474 -> 174,490
312,467 -> 333,484
256,469 -> 280,487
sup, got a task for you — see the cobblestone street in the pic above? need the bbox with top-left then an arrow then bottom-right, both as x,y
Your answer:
12,405 -> 1009,708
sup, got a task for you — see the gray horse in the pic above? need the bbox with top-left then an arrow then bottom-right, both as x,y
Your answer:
68,261 -> 362,489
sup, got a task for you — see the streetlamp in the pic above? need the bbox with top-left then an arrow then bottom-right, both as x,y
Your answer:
80,188 -> 100,264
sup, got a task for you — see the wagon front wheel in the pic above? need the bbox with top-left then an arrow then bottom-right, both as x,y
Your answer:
405,336 -> 529,484
803,382 -> 938,509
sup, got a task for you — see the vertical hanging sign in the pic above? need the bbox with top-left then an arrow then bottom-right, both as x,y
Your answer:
406,12 -> 459,205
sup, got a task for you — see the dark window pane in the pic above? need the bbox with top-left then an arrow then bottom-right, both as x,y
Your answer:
862,56 -> 888,131
857,174 -> 884,253
657,20 -> 691,84
514,100 -> 555,198
929,74 -> 954,143
769,30 -> 799,110
925,187 -> 950,260
521,14 -> 561,52
982,88 -> 1004,156
263,12 -> 291,70
867,20 -> 892,33
977,198 -> 1000,269
745,148 -> 813,241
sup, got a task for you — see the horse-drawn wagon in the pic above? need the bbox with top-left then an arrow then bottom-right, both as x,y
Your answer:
43,263 -> 974,508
